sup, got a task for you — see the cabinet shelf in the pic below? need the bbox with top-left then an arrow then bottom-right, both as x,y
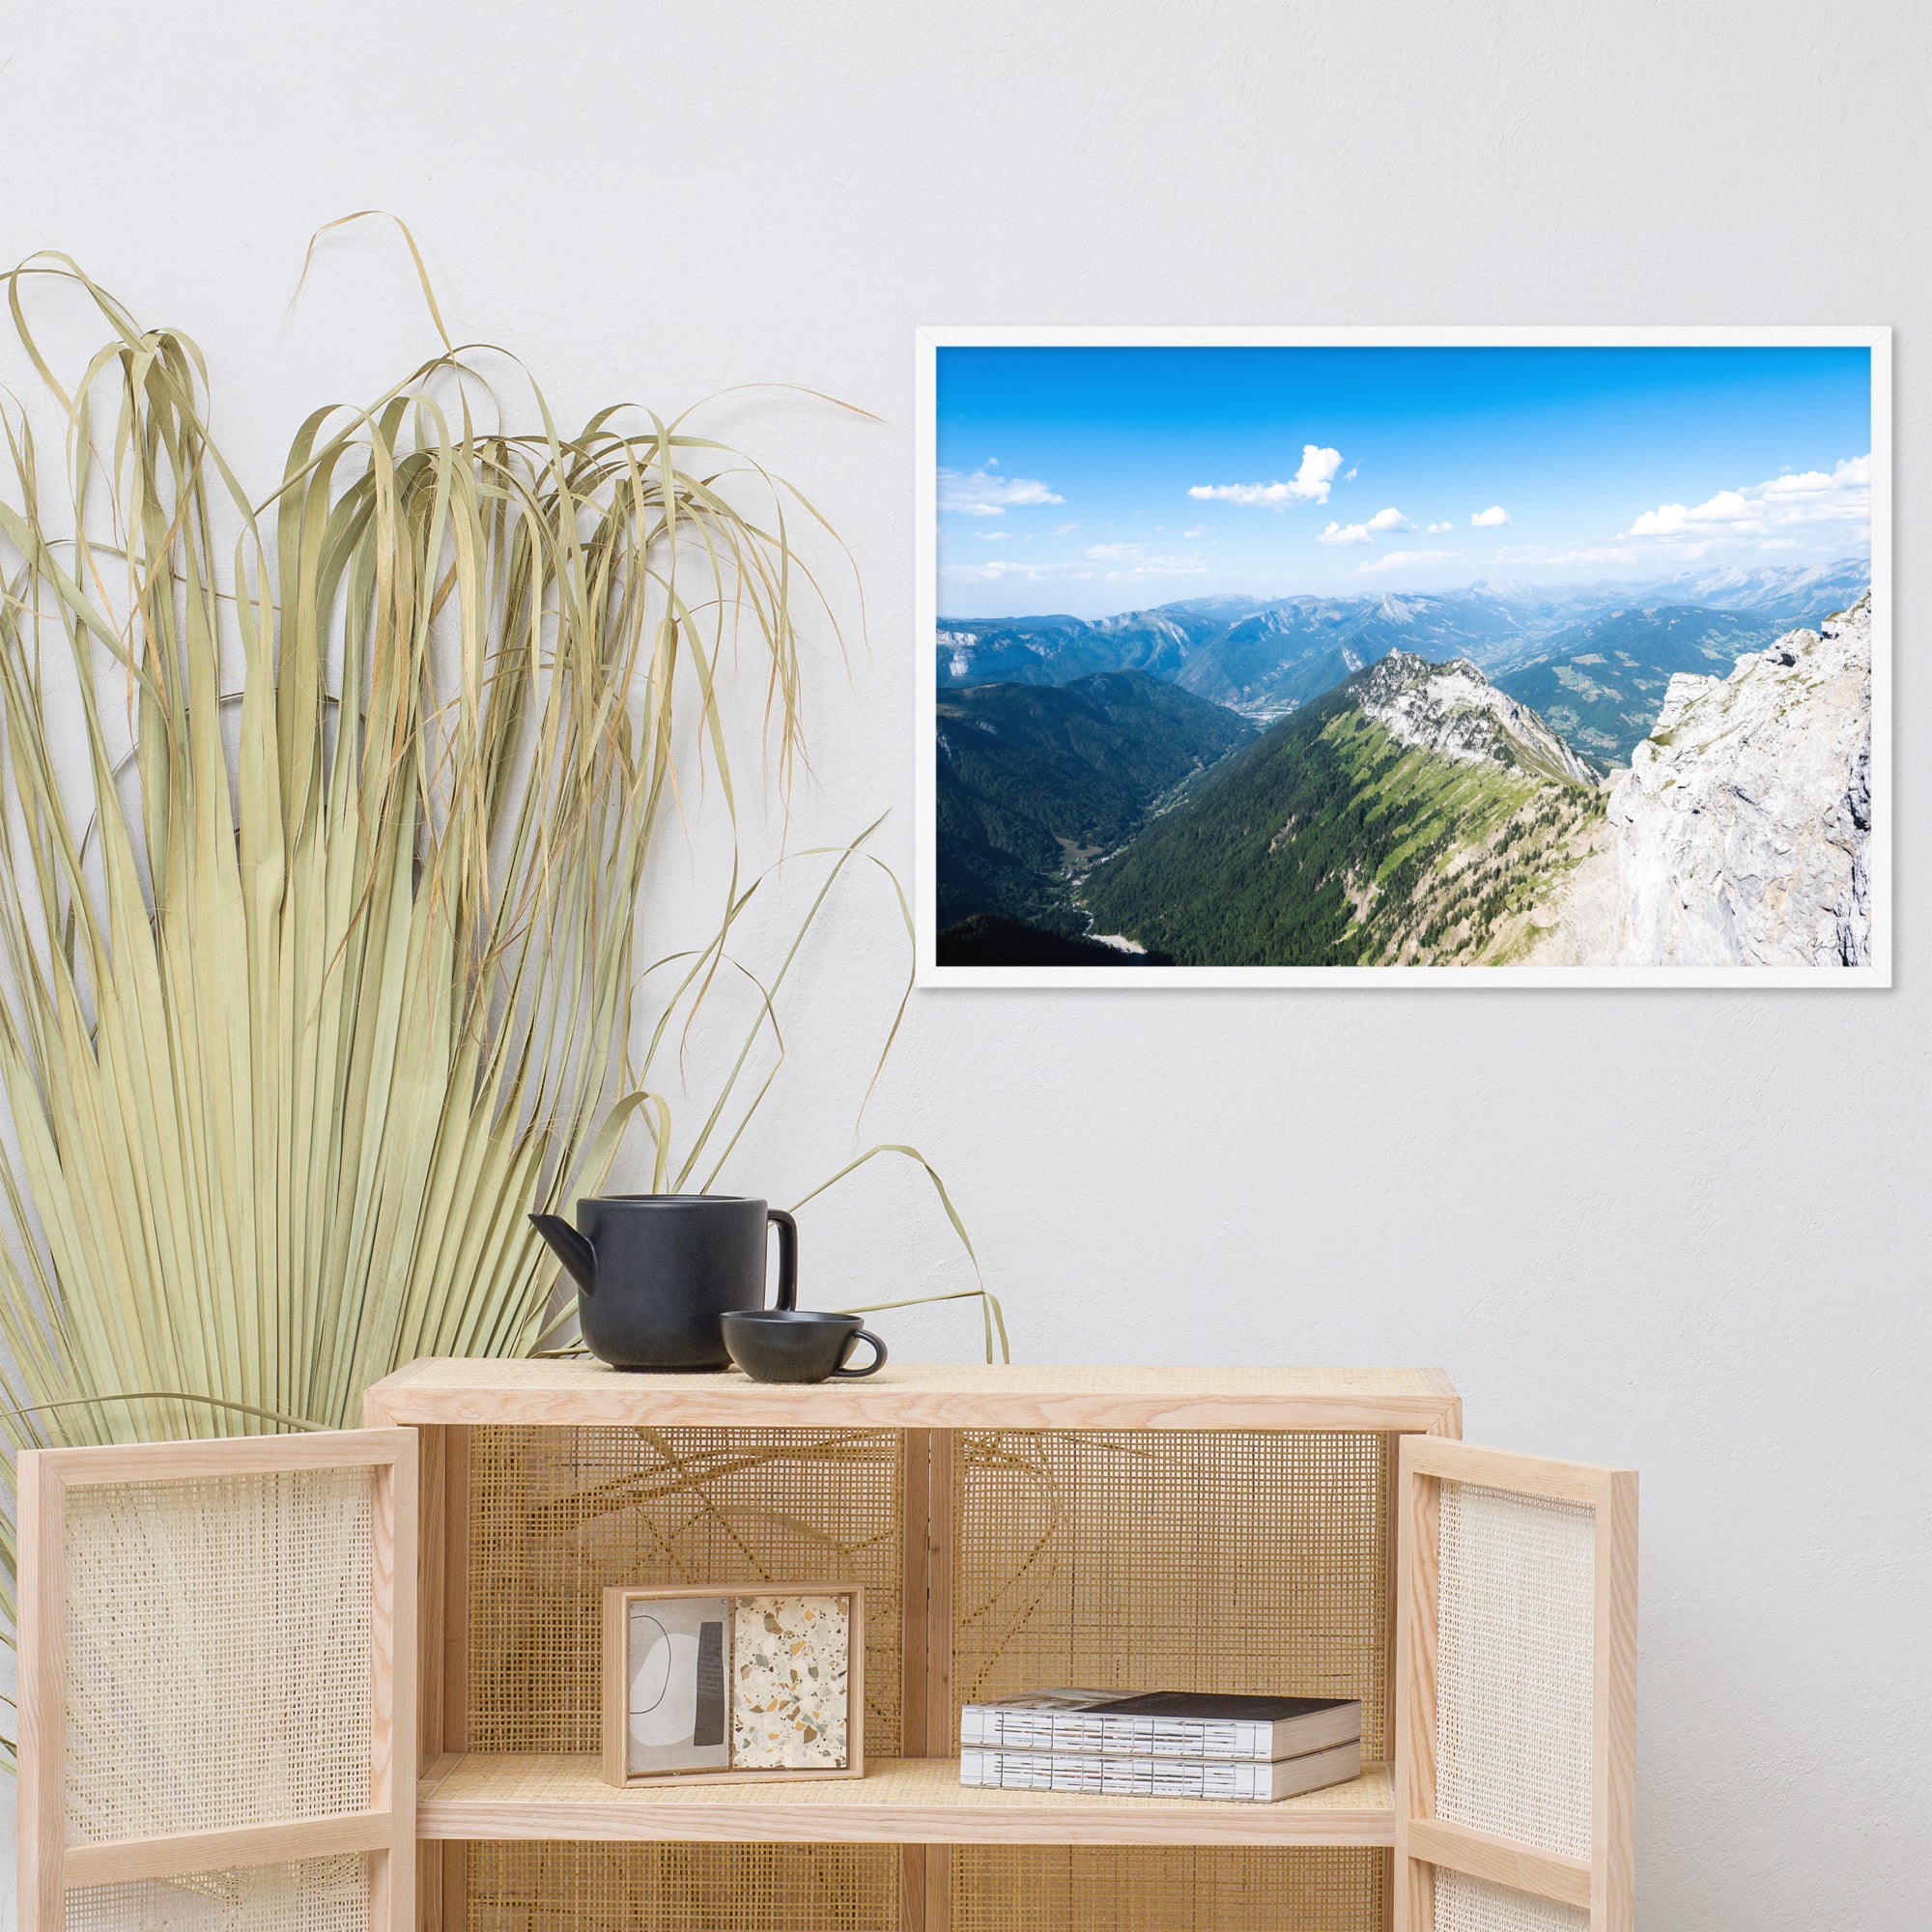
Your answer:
415,1752 -> 1396,1848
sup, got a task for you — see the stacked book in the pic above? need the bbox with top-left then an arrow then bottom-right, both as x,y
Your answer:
958,1688 -> 1362,1804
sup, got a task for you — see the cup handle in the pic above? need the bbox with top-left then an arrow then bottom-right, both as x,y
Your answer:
832,1328 -> 888,1378
767,1208 -> 798,1311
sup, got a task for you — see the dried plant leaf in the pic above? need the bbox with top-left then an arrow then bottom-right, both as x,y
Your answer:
0,249 -> 1002,1767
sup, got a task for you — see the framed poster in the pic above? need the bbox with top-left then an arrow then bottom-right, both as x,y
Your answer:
914,328 -> 1889,986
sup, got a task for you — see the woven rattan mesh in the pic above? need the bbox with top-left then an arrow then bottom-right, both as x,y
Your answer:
1434,1869 -> 1590,1932
469,1426 -> 902,1755
64,1856 -> 370,1932
1435,1480 -> 1595,1861
63,1469 -> 374,1841
952,1430 -> 1392,1758
952,1846 -> 1387,1932
466,1841 -> 897,1932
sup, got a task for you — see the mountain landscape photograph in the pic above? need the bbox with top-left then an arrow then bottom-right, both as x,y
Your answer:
920,336 -> 1885,980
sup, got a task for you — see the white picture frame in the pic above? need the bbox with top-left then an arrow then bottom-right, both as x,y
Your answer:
914,326 -> 1890,988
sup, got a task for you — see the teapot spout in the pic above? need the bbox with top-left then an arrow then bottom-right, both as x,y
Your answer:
529,1212 -> 598,1295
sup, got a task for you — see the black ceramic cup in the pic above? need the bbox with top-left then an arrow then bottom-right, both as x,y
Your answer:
720,1310 -> 888,1384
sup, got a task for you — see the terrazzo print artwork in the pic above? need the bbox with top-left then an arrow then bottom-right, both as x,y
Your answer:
730,1593 -> 851,1769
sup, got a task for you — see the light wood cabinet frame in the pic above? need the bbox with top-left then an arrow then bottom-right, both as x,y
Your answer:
373,1363 -> 1463,1932
15,1364 -> 1638,1932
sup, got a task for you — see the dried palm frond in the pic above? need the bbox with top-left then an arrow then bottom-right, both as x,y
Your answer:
0,241 -> 1000,1767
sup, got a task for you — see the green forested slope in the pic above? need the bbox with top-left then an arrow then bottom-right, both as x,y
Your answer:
935,669 -> 1255,929
1080,677 -> 1604,966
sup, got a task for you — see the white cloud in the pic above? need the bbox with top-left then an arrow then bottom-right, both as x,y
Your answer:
1189,444 -> 1344,508
939,467 -> 1064,517
1622,454 -> 1869,542
975,531 -> 1014,542
1182,524 -> 1210,539
1426,521 -> 1453,534
1470,505 -> 1511,527
1051,522 -> 1080,535
1356,549 -> 1461,575
1626,489 -> 1752,536
1083,541 -> 1209,580
946,540 -> 1208,586
941,558 -> 1052,583
1496,542 -> 1640,567
1318,506 -> 1414,546
1763,454 -> 1868,497
1343,466 -> 1359,481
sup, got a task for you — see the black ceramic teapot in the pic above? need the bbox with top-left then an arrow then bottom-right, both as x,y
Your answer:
529,1194 -> 798,1371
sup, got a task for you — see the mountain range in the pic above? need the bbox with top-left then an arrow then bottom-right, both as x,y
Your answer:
1489,605 -> 1802,766
933,558 -> 1874,967
937,559 -> 1871,734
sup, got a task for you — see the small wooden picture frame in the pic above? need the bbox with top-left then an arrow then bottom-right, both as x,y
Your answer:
602,1582 -> 866,1788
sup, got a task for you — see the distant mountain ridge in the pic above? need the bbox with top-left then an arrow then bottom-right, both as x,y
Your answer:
1491,605 -> 1798,766
1649,557 -> 1873,613
936,559 -> 1871,732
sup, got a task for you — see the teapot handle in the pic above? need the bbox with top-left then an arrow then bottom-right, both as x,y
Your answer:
767,1208 -> 798,1311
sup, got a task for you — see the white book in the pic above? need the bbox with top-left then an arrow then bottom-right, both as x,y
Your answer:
958,1688 -> 1361,1762
958,1737 -> 1363,1804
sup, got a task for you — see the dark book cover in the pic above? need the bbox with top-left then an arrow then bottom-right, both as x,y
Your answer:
1094,1692 -> 1352,1721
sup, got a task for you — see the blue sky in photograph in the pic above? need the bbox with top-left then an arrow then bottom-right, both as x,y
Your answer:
934,344 -> 1872,617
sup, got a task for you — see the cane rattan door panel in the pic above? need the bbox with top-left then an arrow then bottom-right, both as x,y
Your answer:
62,1856 -> 375,1932
1394,1440 -> 1635,1932
16,1431 -> 417,1932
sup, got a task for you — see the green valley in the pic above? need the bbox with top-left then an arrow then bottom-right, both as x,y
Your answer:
935,668 -> 1257,932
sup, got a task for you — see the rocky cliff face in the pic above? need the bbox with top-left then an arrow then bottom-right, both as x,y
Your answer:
1531,595 -> 1871,966
1355,650 -> 1597,786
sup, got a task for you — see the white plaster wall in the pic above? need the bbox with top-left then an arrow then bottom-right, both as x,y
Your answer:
2,3 -> 1927,1925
